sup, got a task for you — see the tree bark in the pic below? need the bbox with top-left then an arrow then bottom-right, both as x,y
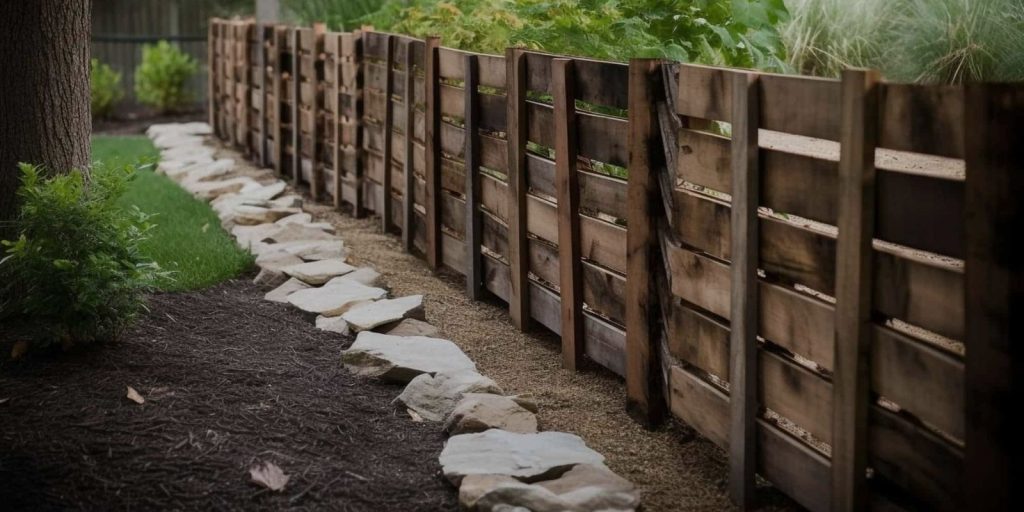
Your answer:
0,1 -> 92,231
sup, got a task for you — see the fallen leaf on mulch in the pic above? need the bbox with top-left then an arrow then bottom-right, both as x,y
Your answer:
10,340 -> 28,360
126,386 -> 145,404
250,461 -> 289,491
407,409 -> 423,422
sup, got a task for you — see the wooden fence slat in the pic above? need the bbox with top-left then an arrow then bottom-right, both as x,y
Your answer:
832,68 -> 880,512
403,42 -> 417,251
964,82 -> 1022,512
465,54 -> 484,299
507,47 -> 531,330
728,71 -> 759,509
626,59 -> 666,425
553,58 -> 584,370
380,35 -> 395,231
424,36 -> 442,268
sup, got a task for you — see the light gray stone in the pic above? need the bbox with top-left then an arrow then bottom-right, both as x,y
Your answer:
186,177 -> 257,200
264,277 -> 311,303
444,393 -> 538,435
315,315 -> 350,335
459,475 -> 523,511
535,463 -> 637,502
282,259 -> 355,285
232,205 -> 303,226
238,181 -> 287,201
254,250 -> 304,273
275,212 -> 312,225
384,318 -> 440,337
263,224 -> 337,243
253,267 -> 289,288
261,239 -> 345,261
232,223 -> 285,250
341,332 -> 476,383
439,430 -> 605,485
397,371 -> 503,422
341,295 -> 424,332
286,282 -> 386,316
324,267 -> 382,287
270,195 -> 304,208
181,158 -> 235,183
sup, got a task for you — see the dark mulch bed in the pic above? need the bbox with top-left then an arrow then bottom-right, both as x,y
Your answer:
0,279 -> 458,511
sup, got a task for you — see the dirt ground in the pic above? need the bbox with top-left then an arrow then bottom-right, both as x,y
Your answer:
0,279 -> 457,511
307,203 -> 800,512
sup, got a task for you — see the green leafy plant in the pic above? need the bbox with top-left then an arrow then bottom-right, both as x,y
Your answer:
0,164 -> 168,348
91,58 -> 124,119
134,41 -> 199,113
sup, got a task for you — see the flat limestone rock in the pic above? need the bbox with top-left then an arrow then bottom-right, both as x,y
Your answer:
255,250 -> 304,272
243,181 -> 287,201
253,267 -> 289,288
287,282 -> 387,316
271,195 -> 303,208
282,259 -> 355,285
186,177 -> 257,200
157,154 -> 214,174
439,430 -> 605,485
396,371 -> 503,422
276,212 -> 313,225
324,267 -> 381,287
385,318 -> 440,338
315,315 -> 350,335
459,475 -> 523,511
264,278 -> 311,303
233,223 -> 285,250
341,332 -> 476,383
341,295 -> 424,332
258,239 -> 346,261
535,463 -> 637,498
181,159 -> 235,183
263,224 -> 337,243
444,393 -> 538,435
232,205 -> 302,226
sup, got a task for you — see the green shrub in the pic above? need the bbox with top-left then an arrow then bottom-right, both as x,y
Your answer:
0,164 -> 168,348
134,41 -> 199,113
91,58 -> 124,119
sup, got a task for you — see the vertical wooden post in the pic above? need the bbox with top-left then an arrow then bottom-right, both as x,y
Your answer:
289,28 -> 300,185
402,41 -> 417,252
424,36 -> 442,269
256,25 -> 269,168
310,24 -> 326,200
240,23 -> 252,152
352,29 -> 366,218
832,68 -> 880,512
207,20 -> 217,132
464,54 -> 484,299
625,58 -> 667,426
380,35 -> 395,232
506,47 -> 530,330
964,82 -> 1023,512
553,58 -> 584,370
272,26 -> 285,178
727,71 -> 759,509
331,33 -> 342,208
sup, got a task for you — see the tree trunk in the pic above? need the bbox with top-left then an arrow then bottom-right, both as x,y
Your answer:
0,1 -> 92,231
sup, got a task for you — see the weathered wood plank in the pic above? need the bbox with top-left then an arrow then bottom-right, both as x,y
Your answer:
424,36 -> 442,268
464,54 -> 484,300
554,58 -> 584,371
878,82 -> 964,159
506,48 -> 531,329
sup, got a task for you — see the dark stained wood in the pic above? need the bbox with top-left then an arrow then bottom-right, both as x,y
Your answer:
727,71 -> 759,509
399,41 -> 415,251
379,35 -> 395,231
963,82 -> 1023,512
553,58 -> 584,371
625,59 -> 667,425
290,28 -> 301,185
506,47 -> 531,330
464,54 -> 484,300
424,36 -> 442,268
878,82 -> 964,159
832,68 -> 879,512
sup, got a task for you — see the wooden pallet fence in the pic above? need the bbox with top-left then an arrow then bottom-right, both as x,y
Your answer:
207,20 -> 1020,512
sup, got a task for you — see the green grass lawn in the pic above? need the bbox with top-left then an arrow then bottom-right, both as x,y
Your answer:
92,135 -> 253,291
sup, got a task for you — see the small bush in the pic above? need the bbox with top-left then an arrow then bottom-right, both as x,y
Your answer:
0,164 -> 168,348
91,58 -> 124,119
134,41 -> 199,113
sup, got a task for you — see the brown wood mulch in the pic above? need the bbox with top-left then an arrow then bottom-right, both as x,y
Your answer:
0,277 -> 458,511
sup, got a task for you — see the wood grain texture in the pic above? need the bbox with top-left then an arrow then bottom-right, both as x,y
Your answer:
424,36 -> 442,268
831,69 -> 879,512
553,58 -> 584,371
464,54 -> 484,300
506,48 -> 531,330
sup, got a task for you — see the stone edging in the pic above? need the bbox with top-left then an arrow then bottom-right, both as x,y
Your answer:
146,122 -> 641,512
